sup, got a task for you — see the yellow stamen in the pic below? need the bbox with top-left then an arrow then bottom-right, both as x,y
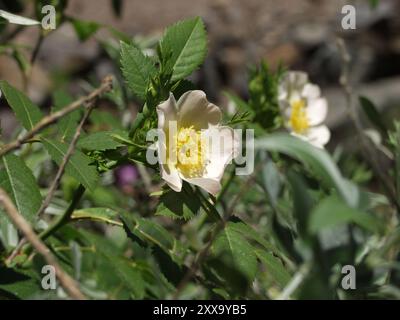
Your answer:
170,126 -> 207,178
289,100 -> 309,134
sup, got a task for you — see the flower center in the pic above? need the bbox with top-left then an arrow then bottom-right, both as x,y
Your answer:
289,99 -> 309,134
172,126 -> 207,178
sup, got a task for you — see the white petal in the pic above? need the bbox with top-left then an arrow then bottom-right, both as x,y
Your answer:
204,126 -> 239,180
177,90 -> 222,129
302,83 -> 321,100
160,163 -> 182,192
305,125 -> 331,148
0,10 -> 40,25
286,71 -> 309,91
306,97 -> 328,126
183,177 -> 221,196
157,93 -> 178,131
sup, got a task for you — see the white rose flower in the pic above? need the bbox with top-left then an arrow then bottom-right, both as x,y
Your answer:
156,90 -> 239,195
278,71 -> 330,148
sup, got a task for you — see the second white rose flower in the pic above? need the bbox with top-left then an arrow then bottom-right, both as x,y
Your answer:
278,71 -> 330,148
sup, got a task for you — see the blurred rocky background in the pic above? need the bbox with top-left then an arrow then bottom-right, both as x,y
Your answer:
1,0 -> 400,147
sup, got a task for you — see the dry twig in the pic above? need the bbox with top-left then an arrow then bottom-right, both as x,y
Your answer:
0,76 -> 113,158
0,188 -> 86,300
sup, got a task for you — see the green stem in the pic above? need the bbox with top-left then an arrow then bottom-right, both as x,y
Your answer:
216,167 -> 236,203
39,184 -> 86,241
192,186 -> 222,222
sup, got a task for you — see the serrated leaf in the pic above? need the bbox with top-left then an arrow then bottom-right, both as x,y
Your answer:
0,10 -> 40,25
0,154 -> 42,224
120,42 -> 157,99
101,252 -> 145,299
255,134 -> 359,208
71,207 -> 122,226
156,189 -> 200,220
83,232 -> 145,298
226,220 -> 279,255
52,90 -> 80,142
160,17 -> 207,81
212,224 -> 258,281
78,131 -> 124,151
309,195 -> 382,234
42,138 -> 99,191
255,249 -> 291,288
0,81 -> 43,130
120,211 -> 185,265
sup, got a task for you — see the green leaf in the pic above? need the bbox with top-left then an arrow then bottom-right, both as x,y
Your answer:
0,81 -> 43,130
83,232 -> 145,299
42,138 -> 99,191
71,207 -> 122,226
156,189 -> 201,220
12,48 -> 30,76
78,131 -> 124,151
287,170 -> 315,239
70,18 -> 100,41
0,267 -> 41,299
212,224 -> 258,281
160,17 -> 207,81
309,195 -> 382,234
255,249 -> 291,288
53,90 -> 80,142
120,211 -> 185,265
259,150 -> 281,207
0,154 -> 42,224
255,134 -> 359,208
226,219 -> 277,254
101,252 -> 145,299
120,42 -> 157,100
359,96 -> 386,135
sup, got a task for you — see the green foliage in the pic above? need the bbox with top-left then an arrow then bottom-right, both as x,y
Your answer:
247,63 -> 284,130
309,195 -> 382,234
255,250 -> 291,288
52,90 -> 80,142
120,41 -> 157,100
120,211 -> 185,265
71,207 -> 121,226
0,154 -> 42,224
0,10 -> 399,301
78,131 -> 124,151
0,81 -> 43,130
156,189 -> 201,220
159,17 -> 207,81
256,134 -> 359,207
42,138 -> 99,191
209,222 -> 259,295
